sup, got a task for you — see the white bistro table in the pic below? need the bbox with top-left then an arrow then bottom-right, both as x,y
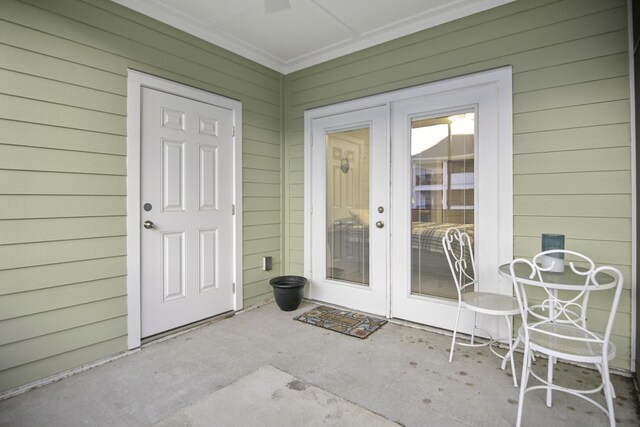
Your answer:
498,263 -> 616,291
497,261 -> 616,395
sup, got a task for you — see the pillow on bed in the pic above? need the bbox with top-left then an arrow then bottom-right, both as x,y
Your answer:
349,208 -> 369,226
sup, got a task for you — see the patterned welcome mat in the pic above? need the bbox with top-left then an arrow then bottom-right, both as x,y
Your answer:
294,305 -> 387,339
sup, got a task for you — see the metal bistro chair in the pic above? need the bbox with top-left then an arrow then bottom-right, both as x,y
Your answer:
509,251 -> 624,427
442,227 -> 520,387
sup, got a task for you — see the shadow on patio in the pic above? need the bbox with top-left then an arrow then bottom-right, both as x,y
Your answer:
0,301 -> 638,426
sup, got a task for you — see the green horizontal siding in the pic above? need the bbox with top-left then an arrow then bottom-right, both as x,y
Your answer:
0,257 -> 127,295
0,337 -> 127,393
0,171 -> 126,196
0,0 -> 634,394
514,124 -> 630,154
0,195 -> 126,219
0,217 -> 126,245
0,316 -> 128,371
0,145 -> 126,175
0,0 -> 282,393
0,297 -> 127,346
282,0 -> 632,371
514,171 -> 631,195
0,277 -> 126,321
0,119 -> 126,155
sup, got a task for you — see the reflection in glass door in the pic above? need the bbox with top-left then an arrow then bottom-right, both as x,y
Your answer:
308,105 -> 388,316
326,128 -> 370,286
390,68 -> 512,332
410,113 -> 475,300
307,68 -> 512,324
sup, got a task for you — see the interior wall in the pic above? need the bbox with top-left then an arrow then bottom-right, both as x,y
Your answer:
283,0 -> 633,370
0,0 -> 282,393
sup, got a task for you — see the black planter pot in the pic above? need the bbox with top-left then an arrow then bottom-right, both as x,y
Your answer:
269,275 -> 307,311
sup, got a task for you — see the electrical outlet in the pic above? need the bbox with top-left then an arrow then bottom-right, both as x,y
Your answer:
263,256 -> 272,271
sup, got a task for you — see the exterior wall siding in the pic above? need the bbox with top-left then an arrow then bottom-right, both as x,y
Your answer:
0,0 -> 282,392
0,0 -> 634,394
283,0 -> 633,369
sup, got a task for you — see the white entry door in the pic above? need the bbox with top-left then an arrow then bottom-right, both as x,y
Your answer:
140,87 -> 235,338
390,75 -> 512,336
307,106 -> 388,315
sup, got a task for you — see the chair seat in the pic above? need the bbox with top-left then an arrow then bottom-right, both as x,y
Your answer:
525,323 -> 616,361
461,292 -> 520,315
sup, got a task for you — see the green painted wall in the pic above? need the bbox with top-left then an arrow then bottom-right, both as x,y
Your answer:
282,0 -> 633,369
0,0 -> 282,392
0,0 -> 634,394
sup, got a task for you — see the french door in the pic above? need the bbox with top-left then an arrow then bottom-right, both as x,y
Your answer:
390,84 -> 510,334
305,68 -> 512,334
307,106 -> 388,315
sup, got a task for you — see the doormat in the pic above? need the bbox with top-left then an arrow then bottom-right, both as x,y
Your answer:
294,305 -> 387,339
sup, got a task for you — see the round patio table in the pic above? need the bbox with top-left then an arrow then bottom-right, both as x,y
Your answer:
498,263 -> 616,290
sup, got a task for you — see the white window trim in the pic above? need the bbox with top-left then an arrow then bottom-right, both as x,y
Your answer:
126,70 -> 243,349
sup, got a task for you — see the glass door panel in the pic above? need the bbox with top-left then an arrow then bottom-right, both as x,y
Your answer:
308,105 -> 388,316
410,112 -> 475,300
390,69 -> 512,333
326,127 -> 370,286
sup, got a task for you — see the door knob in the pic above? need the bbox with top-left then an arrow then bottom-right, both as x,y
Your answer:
375,221 -> 384,228
143,220 -> 155,229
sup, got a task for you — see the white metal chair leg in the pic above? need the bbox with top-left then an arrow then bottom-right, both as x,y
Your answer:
449,304 -> 462,362
516,344 -> 531,427
503,315 -> 518,387
596,362 -> 617,399
602,360 -> 615,427
501,333 -> 519,371
470,311 -> 478,345
546,356 -> 554,407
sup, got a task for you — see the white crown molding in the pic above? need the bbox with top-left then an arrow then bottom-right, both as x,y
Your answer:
111,0 -> 287,72
111,0 -> 514,75
283,0 -> 515,73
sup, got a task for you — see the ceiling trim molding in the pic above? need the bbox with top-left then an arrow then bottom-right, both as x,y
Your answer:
111,0 -> 515,75
110,0 -> 287,72
283,0 -> 515,73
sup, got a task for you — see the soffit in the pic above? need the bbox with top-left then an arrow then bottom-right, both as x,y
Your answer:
111,0 -> 515,74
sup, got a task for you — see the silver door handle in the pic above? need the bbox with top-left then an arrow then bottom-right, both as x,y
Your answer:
375,221 -> 384,228
143,220 -> 155,229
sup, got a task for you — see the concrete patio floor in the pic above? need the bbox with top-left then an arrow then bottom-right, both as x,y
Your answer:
0,300 -> 638,426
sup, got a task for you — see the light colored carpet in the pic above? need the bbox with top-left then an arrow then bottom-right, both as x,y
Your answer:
154,365 -> 399,426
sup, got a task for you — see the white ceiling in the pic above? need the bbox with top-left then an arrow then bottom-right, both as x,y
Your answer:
111,0 -> 514,74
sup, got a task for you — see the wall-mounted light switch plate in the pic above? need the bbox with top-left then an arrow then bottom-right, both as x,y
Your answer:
263,256 -> 272,271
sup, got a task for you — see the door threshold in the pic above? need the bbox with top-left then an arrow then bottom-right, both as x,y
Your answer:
141,310 -> 235,347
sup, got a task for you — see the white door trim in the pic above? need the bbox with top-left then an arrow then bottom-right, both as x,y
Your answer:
126,70 -> 243,349
304,67 -> 512,318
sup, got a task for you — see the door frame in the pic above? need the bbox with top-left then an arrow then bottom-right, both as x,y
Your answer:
304,67 -> 512,319
126,70 -> 243,349
390,82 -> 510,331
307,106 -> 389,315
